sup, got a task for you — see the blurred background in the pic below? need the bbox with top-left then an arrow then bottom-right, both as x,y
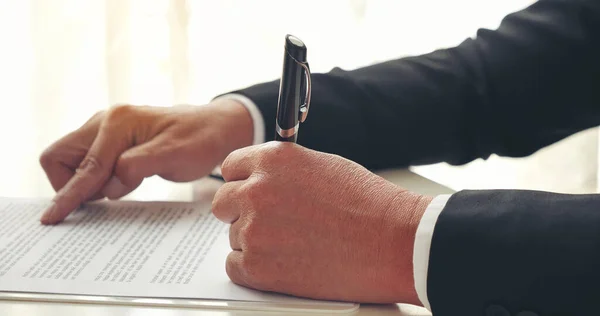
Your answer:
0,0 -> 596,200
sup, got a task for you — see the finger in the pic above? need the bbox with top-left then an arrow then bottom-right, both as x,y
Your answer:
100,176 -> 136,200
88,192 -> 106,202
225,251 -> 251,288
41,160 -> 107,205
111,133 -> 175,186
221,145 -> 260,182
39,112 -> 105,192
40,137 -> 95,193
229,218 -> 244,251
63,127 -> 178,202
212,181 -> 243,224
40,159 -> 107,202
40,159 -> 76,193
99,137 -> 170,200
41,125 -> 129,225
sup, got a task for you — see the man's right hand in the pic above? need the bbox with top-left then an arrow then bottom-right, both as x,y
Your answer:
39,99 -> 254,225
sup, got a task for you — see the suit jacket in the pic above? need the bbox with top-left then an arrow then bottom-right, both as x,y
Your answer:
231,0 -> 600,315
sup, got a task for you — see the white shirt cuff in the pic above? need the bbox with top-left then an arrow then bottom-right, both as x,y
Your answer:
413,194 -> 452,311
212,93 -> 266,146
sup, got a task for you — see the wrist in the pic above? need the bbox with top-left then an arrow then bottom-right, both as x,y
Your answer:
206,98 -> 254,156
387,189 -> 433,305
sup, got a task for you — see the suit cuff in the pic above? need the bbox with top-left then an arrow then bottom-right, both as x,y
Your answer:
212,93 -> 266,146
413,194 -> 452,311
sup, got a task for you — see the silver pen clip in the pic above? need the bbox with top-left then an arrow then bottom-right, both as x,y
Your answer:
295,60 -> 312,123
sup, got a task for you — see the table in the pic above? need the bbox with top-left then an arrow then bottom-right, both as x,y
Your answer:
0,168 -> 453,316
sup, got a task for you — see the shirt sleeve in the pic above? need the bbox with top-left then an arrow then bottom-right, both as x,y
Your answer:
413,194 -> 452,311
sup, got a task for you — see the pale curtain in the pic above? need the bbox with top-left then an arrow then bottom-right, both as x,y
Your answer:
1,0 -> 595,200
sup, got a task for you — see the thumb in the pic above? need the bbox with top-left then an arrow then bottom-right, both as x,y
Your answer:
100,175 -> 138,200
103,135 -> 171,199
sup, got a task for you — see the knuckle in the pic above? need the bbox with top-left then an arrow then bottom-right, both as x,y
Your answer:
211,183 -> 241,223
221,149 -> 241,177
265,141 -> 295,155
211,187 -> 228,218
225,252 -> 262,289
228,225 -> 238,249
225,255 -> 237,280
257,142 -> 299,167
240,220 -> 260,250
238,180 -> 253,201
257,146 -> 280,166
89,110 -> 107,122
261,141 -> 285,153
239,253 -> 263,288
243,176 -> 271,210
39,148 -> 56,170
79,110 -> 106,128
106,104 -> 137,124
77,155 -> 105,175
239,180 -> 261,208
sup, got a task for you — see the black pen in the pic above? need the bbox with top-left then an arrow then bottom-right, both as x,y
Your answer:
275,34 -> 312,142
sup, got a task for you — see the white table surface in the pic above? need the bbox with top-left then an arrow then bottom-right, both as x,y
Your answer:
0,168 -> 453,316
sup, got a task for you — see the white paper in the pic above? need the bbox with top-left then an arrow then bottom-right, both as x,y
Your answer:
0,198 -> 353,309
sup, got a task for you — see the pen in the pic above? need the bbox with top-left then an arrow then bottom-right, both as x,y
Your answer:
274,34 -> 312,143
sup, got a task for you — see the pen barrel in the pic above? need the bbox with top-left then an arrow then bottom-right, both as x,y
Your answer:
275,35 -> 307,141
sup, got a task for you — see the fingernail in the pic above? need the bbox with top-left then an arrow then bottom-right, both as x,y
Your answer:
102,176 -> 128,200
40,202 -> 58,225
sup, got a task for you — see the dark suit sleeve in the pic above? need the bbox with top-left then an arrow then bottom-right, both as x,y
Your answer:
427,190 -> 600,316
230,0 -> 600,170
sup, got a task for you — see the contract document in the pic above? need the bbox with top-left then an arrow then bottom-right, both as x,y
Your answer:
0,198 -> 357,312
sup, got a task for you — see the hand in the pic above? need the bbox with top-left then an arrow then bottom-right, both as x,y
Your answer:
39,99 -> 254,225
212,141 -> 433,304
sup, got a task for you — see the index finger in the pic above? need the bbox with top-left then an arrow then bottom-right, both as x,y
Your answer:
39,112 -> 104,192
40,125 -> 129,225
221,144 -> 262,182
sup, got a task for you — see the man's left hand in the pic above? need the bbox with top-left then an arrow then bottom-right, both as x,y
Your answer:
212,141 -> 432,304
